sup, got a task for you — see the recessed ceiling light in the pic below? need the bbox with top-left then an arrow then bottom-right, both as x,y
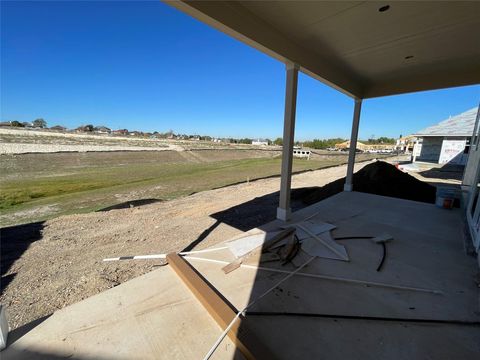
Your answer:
404,55 -> 414,60
379,5 -> 390,12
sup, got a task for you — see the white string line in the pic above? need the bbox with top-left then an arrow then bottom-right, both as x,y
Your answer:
296,223 -> 349,261
102,246 -> 228,262
202,256 -> 316,360
184,256 -> 442,295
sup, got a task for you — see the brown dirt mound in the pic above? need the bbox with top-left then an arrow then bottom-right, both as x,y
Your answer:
292,161 -> 436,205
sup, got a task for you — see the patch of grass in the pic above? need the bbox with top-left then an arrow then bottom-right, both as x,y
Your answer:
0,151 -> 384,226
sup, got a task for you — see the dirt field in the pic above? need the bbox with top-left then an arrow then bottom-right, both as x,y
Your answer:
0,130 -> 402,331
1,159 -> 390,331
0,149 -> 386,226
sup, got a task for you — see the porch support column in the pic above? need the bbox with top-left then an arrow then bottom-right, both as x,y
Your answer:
277,62 -> 299,221
344,98 -> 363,192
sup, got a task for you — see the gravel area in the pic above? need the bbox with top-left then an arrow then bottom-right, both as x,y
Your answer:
0,128 -> 269,153
0,142 -> 182,154
0,128 -> 170,142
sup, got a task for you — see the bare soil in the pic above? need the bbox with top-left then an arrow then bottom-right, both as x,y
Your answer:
292,161 -> 437,206
0,149 -> 385,226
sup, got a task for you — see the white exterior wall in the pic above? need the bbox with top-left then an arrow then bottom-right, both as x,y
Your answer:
415,136 -> 468,165
439,138 -> 468,165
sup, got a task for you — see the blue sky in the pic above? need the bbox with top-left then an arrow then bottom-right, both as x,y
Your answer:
1,1 -> 479,140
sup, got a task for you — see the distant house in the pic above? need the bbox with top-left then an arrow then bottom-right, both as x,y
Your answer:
252,138 -> 269,146
75,125 -> 94,133
129,131 -> 142,137
335,140 -> 394,153
335,140 -> 368,152
49,125 -> 67,132
94,126 -> 111,134
395,135 -> 416,153
112,129 -> 129,136
413,107 -> 478,165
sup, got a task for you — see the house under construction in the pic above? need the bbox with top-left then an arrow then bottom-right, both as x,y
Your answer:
413,107 -> 479,165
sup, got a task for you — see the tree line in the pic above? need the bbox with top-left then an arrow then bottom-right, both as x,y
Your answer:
364,137 -> 396,144
302,138 -> 346,149
2,118 -> 396,146
7,118 -> 47,128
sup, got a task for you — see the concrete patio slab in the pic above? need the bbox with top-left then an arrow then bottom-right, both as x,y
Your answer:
3,192 -> 479,359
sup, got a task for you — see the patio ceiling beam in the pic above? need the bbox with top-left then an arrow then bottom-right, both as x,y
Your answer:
344,98 -> 363,192
277,63 -> 299,221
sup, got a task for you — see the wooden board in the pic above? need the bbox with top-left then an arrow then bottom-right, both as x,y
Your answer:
166,253 -> 275,360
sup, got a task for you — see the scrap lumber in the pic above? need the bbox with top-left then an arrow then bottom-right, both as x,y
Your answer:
166,253 -> 275,360
262,227 -> 296,251
222,227 -> 296,274
222,258 -> 243,274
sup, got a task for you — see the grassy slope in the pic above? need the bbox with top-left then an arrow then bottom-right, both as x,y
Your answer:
0,151 -> 380,226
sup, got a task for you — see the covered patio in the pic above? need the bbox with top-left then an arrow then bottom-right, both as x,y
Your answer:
3,1 -> 480,359
3,191 -> 480,359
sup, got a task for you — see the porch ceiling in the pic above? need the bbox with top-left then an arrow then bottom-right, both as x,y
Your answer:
165,1 -> 480,98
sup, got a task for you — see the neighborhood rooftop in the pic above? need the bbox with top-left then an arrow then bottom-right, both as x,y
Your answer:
415,107 -> 479,137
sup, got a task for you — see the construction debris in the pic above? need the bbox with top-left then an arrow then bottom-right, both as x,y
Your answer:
225,228 -> 295,258
372,233 -> 394,272
221,259 -> 243,274
222,228 -> 296,274
277,233 -> 300,265
333,233 -> 394,271
296,223 -> 349,261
